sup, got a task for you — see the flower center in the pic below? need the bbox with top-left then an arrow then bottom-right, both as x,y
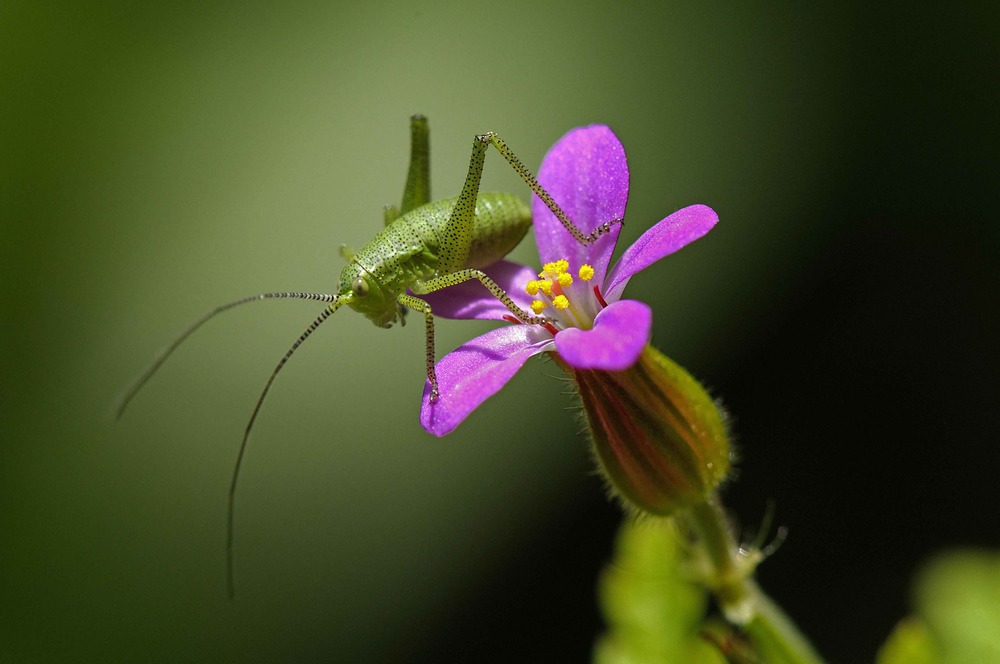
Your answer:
521,258 -> 604,331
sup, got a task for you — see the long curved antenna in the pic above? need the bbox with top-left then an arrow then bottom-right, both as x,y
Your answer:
116,292 -> 341,419
227,300 -> 345,598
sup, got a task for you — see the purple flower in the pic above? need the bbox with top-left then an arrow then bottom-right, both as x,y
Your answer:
419,125 -> 719,438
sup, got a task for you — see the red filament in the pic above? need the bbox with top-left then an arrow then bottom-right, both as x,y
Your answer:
593,285 -> 609,309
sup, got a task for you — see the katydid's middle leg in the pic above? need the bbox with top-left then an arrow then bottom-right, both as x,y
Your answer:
412,269 -> 549,326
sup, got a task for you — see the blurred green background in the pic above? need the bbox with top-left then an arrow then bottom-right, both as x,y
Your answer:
2,1 -> 996,662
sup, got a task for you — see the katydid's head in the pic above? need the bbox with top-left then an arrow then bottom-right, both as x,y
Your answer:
339,261 -> 403,328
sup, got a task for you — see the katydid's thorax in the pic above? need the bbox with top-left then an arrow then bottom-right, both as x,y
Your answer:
340,192 -> 530,327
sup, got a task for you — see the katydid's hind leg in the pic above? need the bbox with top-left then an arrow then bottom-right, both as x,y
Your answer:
412,269 -> 549,326
480,133 -> 620,246
400,114 -> 430,215
397,293 -> 439,400
438,131 -> 618,275
434,135 -> 491,274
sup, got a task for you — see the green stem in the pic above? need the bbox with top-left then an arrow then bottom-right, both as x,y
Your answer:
680,495 -> 826,664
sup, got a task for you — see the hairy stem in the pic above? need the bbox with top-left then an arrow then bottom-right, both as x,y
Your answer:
680,495 -> 825,664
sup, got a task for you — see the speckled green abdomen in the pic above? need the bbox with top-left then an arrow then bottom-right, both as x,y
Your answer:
349,191 -> 531,292
457,192 -> 531,269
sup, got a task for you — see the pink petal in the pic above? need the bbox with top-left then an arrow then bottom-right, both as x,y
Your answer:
415,260 -> 537,321
604,204 -> 718,302
421,325 -> 553,436
532,126 -> 628,283
554,299 -> 651,371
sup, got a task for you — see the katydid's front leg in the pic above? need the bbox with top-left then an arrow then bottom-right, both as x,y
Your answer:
400,274 -> 546,402
396,293 -> 439,399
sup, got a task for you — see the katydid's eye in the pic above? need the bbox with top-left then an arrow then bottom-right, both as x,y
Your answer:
351,277 -> 369,298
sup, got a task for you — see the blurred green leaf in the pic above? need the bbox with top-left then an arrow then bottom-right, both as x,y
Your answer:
876,618 -> 936,664
594,519 -> 725,664
914,549 -> 1000,663
879,549 -> 1000,664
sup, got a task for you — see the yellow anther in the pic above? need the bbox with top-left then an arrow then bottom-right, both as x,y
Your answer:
552,295 -> 570,310
530,300 -> 546,315
557,272 -> 573,288
525,280 -> 540,296
538,280 -> 553,296
542,259 -> 570,278
579,264 -> 595,281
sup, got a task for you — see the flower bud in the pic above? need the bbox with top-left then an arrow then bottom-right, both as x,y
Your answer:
567,345 -> 730,515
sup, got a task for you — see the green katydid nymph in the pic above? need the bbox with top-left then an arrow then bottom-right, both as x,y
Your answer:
118,115 -> 619,594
